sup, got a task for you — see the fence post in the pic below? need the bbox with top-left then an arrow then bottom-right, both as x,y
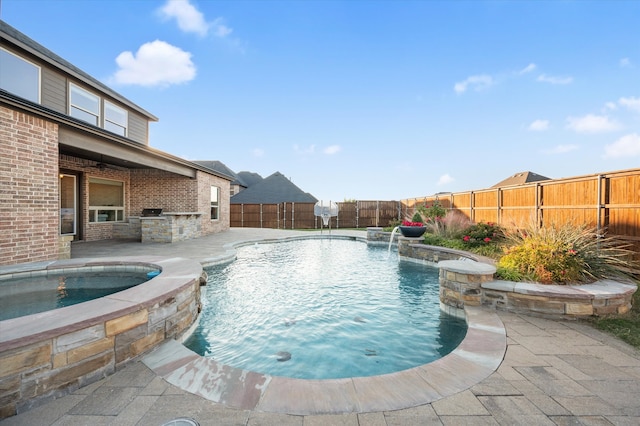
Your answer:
470,191 -> 475,222
292,202 -> 295,229
497,187 -> 501,225
241,203 -> 244,228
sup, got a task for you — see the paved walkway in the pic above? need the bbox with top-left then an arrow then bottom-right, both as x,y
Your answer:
2,229 -> 640,425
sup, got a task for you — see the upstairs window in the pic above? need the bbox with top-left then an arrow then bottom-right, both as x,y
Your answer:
211,186 -> 219,220
0,48 -> 40,103
70,83 -> 99,126
104,101 -> 128,136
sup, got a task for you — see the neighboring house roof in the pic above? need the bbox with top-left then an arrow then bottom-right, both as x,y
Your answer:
492,171 -> 551,188
236,171 -> 264,188
193,161 -> 237,182
0,20 -> 157,121
230,172 -> 318,204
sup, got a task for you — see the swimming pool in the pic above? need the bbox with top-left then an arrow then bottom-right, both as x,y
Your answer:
0,271 -> 150,321
184,238 -> 467,379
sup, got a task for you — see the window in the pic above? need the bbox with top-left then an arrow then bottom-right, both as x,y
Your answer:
70,83 -> 99,125
0,48 -> 40,103
59,174 -> 77,235
104,101 -> 127,136
211,186 -> 219,220
89,178 -> 124,222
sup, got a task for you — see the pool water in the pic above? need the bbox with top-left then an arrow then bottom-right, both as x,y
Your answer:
0,272 -> 150,321
184,238 -> 467,379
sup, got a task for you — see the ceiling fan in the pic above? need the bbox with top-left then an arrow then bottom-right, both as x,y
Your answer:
84,155 -> 117,171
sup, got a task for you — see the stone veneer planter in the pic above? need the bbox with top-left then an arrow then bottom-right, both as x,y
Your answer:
0,257 -> 204,419
366,227 -> 637,320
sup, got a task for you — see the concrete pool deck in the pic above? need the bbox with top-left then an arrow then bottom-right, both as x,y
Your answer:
2,228 -> 640,425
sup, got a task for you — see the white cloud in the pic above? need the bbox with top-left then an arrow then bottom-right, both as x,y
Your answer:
604,133 -> 640,158
454,75 -> 493,94
566,114 -> 621,133
251,148 -> 264,157
619,96 -> 640,113
519,63 -> 537,74
293,144 -> 316,155
537,74 -> 573,85
112,40 -> 196,87
211,17 -> 233,38
528,119 -> 549,131
620,57 -> 632,68
323,145 -> 342,155
544,144 -> 578,154
159,0 -> 210,37
604,101 -> 617,111
437,174 -> 454,185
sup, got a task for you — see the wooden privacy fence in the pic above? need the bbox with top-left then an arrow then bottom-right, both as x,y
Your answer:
401,168 -> 640,258
230,201 -> 402,229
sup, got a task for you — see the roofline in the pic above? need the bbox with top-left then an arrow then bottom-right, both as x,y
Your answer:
0,20 -> 158,121
1,90 -> 232,182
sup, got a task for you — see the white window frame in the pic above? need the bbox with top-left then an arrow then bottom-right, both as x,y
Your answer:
0,47 -> 41,103
211,186 -> 220,220
88,177 -> 125,223
104,100 -> 128,136
69,83 -> 100,126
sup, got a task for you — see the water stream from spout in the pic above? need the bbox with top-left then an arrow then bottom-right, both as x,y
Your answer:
388,226 -> 399,254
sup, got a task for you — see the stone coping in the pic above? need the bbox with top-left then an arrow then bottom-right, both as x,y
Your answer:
202,233 -> 368,267
0,256 -> 202,352
483,279 -> 637,300
438,259 -> 497,275
143,305 -> 506,415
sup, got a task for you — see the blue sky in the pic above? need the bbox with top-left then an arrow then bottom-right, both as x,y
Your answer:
2,0 -> 639,201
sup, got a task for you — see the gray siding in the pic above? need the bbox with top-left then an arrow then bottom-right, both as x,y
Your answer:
128,110 -> 148,145
41,66 -> 66,113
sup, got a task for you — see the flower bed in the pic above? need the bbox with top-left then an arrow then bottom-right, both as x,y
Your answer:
366,227 -> 637,319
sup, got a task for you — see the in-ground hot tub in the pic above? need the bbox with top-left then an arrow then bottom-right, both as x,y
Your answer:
0,256 -> 204,419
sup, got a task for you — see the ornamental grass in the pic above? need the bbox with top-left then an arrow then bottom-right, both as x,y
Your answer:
497,221 -> 637,284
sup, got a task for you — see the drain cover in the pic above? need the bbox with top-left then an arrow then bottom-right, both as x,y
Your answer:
161,418 -> 199,426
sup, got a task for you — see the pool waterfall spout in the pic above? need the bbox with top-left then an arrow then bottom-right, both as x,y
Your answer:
388,226 -> 399,253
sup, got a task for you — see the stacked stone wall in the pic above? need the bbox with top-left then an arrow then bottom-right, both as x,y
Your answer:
0,260 -> 202,419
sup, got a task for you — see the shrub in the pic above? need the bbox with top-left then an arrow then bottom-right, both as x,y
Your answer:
417,201 -> 447,222
411,212 -> 424,224
497,221 -> 636,284
459,222 -> 504,248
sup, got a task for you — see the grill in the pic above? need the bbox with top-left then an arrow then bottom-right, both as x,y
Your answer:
141,208 -> 163,217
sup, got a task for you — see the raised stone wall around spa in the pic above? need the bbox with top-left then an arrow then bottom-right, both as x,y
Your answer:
0,257 -> 204,419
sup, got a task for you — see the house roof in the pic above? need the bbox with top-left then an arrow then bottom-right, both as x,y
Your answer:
193,161 -> 237,182
236,171 -> 264,188
230,172 -> 318,204
0,20 -> 157,121
492,171 -> 551,188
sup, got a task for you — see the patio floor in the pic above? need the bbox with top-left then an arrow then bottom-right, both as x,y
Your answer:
1,228 -> 639,425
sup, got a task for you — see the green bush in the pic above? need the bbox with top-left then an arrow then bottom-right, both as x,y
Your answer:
459,222 -> 504,248
417,201 -> 447,222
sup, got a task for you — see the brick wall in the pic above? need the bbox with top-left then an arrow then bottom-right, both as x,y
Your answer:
197,170 -> 230,235
0,107 -> 59,265
129,169 -> 198,214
